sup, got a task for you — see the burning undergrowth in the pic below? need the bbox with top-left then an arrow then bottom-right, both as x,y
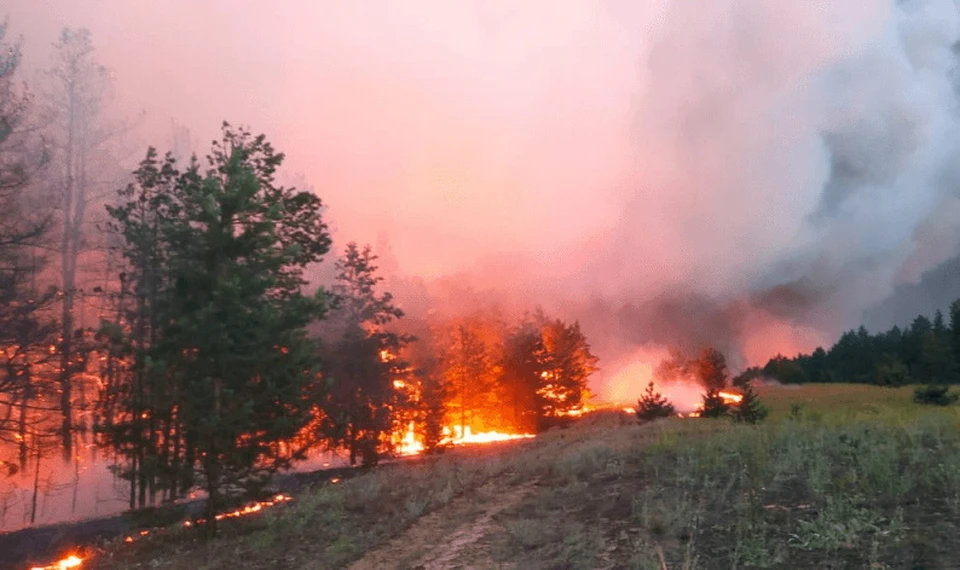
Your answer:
598,343 -> 749,420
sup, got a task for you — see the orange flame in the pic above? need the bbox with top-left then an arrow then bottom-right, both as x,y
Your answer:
719,391 -> 744,404
447,426 -> 536,445
30,554 -> 83,570
396,423 -> 535,456
682,391 -> 743,418
211,494 -> 292,522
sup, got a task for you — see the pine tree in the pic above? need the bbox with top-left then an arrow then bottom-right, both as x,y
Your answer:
417,360 -> 448,455
107,123 -> 331,529
949,299 -> 960,381
318,242 -> 411,466
873,353 -> 911,387
102,148 -> 183,506
497,314 -> 546,433
920,330 -> 957,384
699,389 -> 730,418
731,383 -> 768,424
696,347 -> 729,391
635,382 -> 675,422
536,319 -> 598,428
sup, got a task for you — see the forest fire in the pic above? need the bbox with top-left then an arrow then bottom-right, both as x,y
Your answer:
682,391 -> 744,418
396,423 -> 535,456
620,386 -> 744,419
1,44 -> 598,542
29,554 -> 83,570
115,494 -> 294,548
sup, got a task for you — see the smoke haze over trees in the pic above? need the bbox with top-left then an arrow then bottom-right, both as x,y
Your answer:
4,2 -> 960,402
739,298 -> 960,390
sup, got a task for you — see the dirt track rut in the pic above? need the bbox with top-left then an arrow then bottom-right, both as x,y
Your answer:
345,479 -> 538,570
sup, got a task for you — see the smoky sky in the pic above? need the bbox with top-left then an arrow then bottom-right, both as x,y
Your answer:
7,1 -> 960,399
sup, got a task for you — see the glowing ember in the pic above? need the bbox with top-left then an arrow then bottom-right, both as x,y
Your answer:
30,554 -> 83,570
119,493 -> 294,551
213,494 -> 292,521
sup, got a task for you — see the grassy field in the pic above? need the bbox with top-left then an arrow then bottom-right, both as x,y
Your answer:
88,384 -> 960,569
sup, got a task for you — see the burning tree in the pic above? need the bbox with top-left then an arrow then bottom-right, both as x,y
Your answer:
435,316 -> 503,437
536,319 -> 598,426
105,123 -> 331,528
44,29 -> 116,459
697,348 -> 731,418
317,242 -> 413,466
499,313 -> 598,432
652,346 -> 742,418
501,316 -> 546,433
416,360 -> 448,454
695,347 -> 729,391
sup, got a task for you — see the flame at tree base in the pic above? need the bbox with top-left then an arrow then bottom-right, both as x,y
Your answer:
620,390 -> 744,418
397,424 -> 535,456
30,554 -> 83,570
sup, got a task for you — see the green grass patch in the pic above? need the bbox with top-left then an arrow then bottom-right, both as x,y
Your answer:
490,385 -> 960,569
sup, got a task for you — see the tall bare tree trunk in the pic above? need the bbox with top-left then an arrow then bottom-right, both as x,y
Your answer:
58,71 -> 78,461
17,370 -> 31,472
30,445 -> 41,524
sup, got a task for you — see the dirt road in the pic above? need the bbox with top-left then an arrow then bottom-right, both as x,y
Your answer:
346,479 -> 539,570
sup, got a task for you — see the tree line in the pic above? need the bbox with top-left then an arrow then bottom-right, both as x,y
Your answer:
0,25 -> 599,529
736,301 -> 960,390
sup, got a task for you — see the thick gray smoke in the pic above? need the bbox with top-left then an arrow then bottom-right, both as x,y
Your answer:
6,0 -> 960,403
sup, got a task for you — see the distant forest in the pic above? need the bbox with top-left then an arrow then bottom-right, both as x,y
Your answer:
738,300 -> 960,386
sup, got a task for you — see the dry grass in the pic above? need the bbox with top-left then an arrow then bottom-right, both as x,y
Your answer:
89,385 -> 960,569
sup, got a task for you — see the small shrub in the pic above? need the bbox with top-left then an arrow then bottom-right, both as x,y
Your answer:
636,382 -> 676,422
700,388 -> 730,418
913,384 -> 958,406
789,403 -> 804,420
731,383 -> 769,424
